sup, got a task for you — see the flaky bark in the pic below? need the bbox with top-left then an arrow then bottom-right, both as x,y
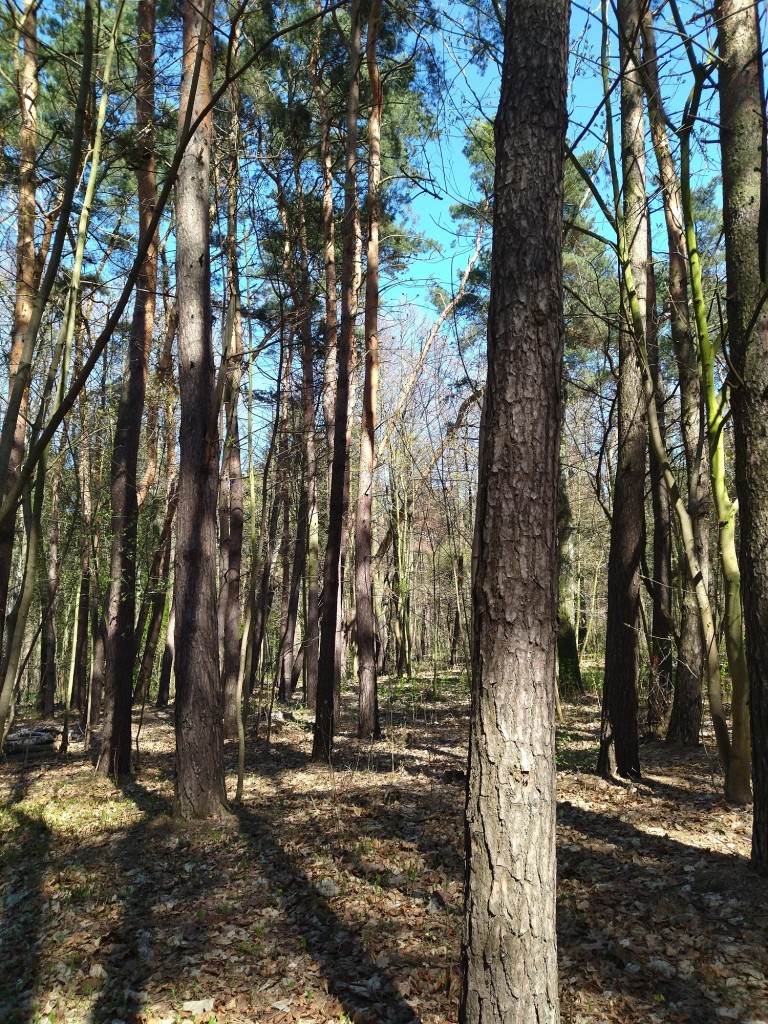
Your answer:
459,0 -> 568,1020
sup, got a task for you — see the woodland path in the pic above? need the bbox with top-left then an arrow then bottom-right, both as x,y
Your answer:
1,680 -> 766,1024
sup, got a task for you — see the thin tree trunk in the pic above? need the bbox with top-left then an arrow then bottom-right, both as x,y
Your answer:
156,595 -> 175,708
135,483 -> 177,702
221,105 -> 244,738
646,252 -> 674,736
597,0 -> 647,781
356,0 -> 382,739
38,458 -> 61,717
98,0 -> 158,779
557,468 -> 583,696
639,7 -> 709,747
313,0 -> 362,762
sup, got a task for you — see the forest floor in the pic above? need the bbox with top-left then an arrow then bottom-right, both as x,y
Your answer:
1,675 -> 767,1024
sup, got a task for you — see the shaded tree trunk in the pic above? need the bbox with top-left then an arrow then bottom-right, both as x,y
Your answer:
313,0 -> 362,762
38,458 -> 61,718
597,0 -> 647,781
557,468 -> 583,696
715,0 -> 768,864
640,7 -> 709,747
646,256 -> 674,735
98,0 -> 158,779
356,0 -> 382,739
173,0 -> 227,818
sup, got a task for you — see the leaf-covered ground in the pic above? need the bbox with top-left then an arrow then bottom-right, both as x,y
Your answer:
1,678 -> 767,1024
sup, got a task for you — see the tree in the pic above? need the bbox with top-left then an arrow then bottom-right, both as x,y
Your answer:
596,0 -> 647,781
459,0 -> 569,1020
173,0 -> 227,819
715,0 -> 768,868
312,0 -> 362,763
355,0 -> 383,739
98,0 -> 158,779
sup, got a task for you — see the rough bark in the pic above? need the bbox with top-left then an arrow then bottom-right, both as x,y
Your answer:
173,0 -> 227,818
715,0 -> 768,861
459,0 -> 568,1020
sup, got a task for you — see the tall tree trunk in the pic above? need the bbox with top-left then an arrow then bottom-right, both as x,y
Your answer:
310,23 -> 339,456
646,255 -> 674,735
98,0 -> 158,779
597,0 -> 647,781
221,124 -> 244,739
356,0 -> 382,739
459,0 -> 568,1017
639,7 -> 709,747
313,0 -> 362,762
715,0 -> 768,862
0,0 -> 38,665
173,0 -> 227,819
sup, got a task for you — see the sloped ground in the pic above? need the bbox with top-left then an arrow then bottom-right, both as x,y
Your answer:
0,679 -> 766,1024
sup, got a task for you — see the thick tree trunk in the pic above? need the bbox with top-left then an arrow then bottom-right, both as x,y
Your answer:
715,0 -> 768,863
98,0 -> 158,779
356,0 -> 382,740
173,0 -> 227,819
313,0 -> 362,762
597,0 -> 647,781
459,0 -> 568,1018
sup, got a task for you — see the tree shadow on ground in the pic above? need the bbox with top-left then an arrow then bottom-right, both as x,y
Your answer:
0,767 -> 52,1023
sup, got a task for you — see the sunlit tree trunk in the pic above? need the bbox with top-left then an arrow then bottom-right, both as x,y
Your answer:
460,0 -> 568,1017
0,0 -> 38,663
